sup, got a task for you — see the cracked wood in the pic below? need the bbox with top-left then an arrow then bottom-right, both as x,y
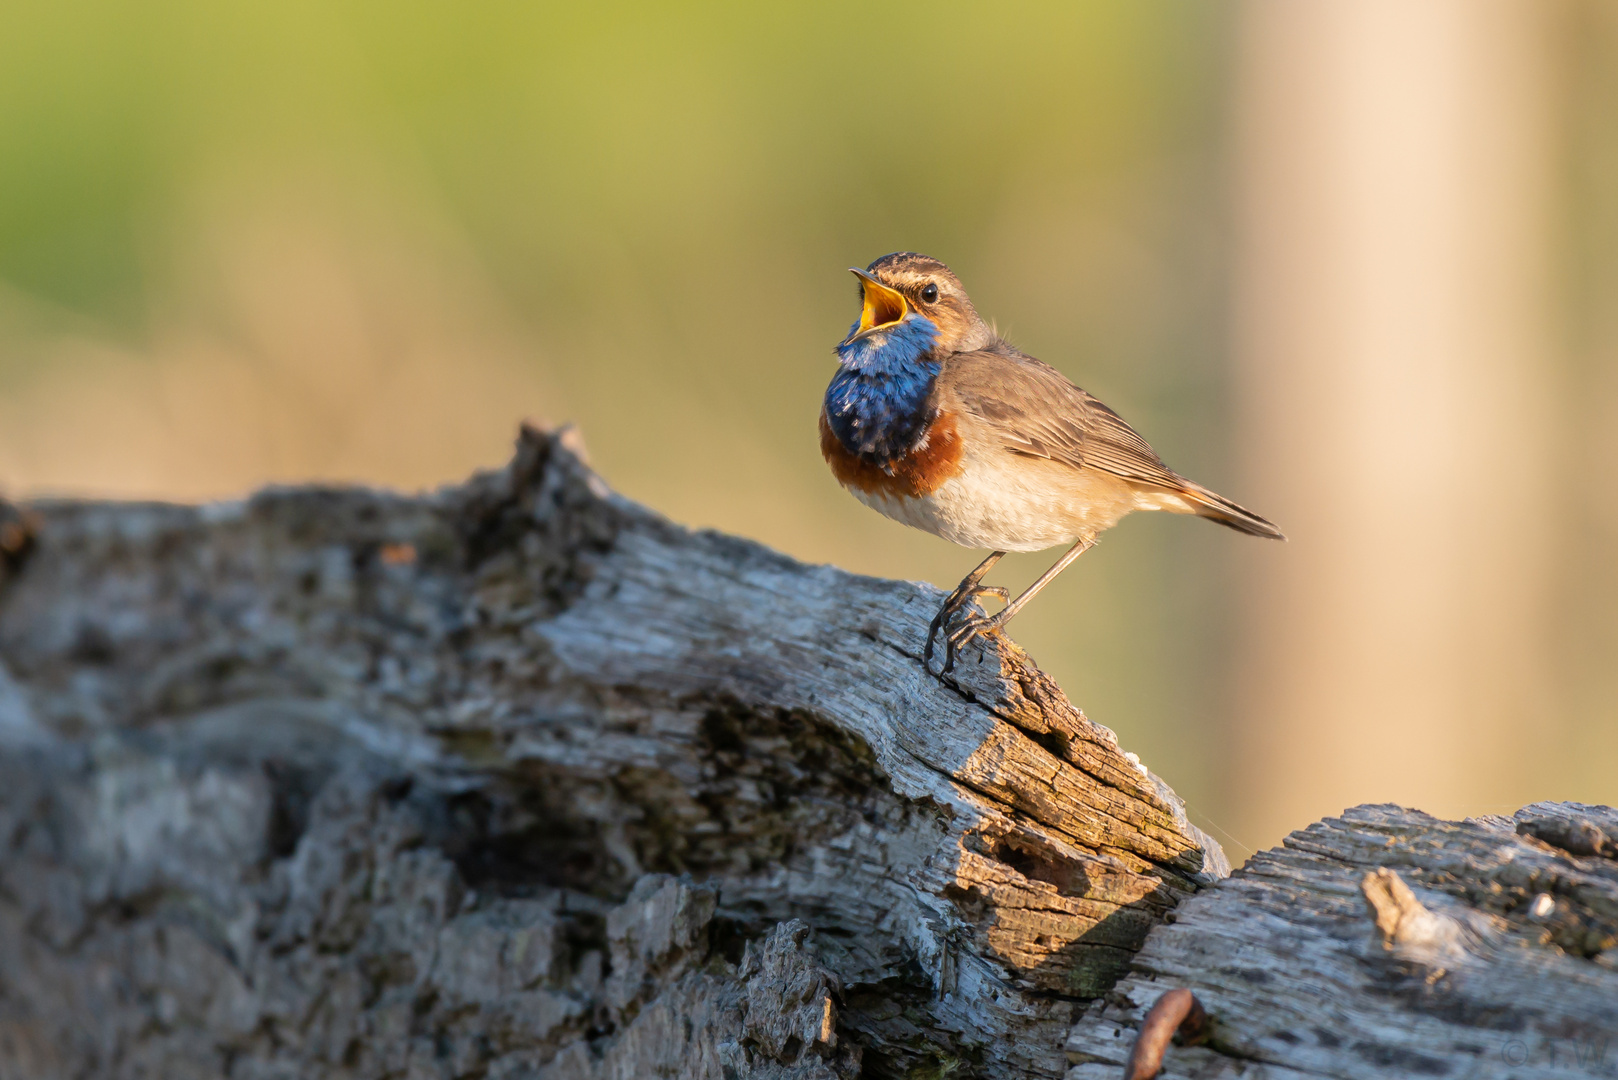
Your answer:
0,425 -> 1224,1080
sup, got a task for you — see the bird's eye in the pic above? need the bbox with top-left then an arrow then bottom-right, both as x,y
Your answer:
921,283 -> 939,303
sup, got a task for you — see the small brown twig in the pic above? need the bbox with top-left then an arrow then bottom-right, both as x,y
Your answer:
1123,987 -> 1208,1080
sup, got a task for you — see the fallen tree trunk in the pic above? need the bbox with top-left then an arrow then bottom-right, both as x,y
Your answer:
0,426 -> 1225,1080
0,427 -> 1611,1080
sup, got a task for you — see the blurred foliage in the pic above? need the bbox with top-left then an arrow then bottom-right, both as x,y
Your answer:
0,2 -> 1253,842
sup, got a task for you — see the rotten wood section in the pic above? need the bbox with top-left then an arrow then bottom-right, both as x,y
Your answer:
1066,802 -> 1618,1079
0,425 -> 1225,1080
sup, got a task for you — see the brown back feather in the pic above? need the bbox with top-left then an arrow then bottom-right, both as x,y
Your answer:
940,345 -> 1286,539
942,346 -> 1185,488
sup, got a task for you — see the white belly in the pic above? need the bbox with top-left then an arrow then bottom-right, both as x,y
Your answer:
846,453 -> 1179,552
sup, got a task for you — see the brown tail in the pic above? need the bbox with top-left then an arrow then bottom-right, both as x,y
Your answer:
1177,481 -> 1286,540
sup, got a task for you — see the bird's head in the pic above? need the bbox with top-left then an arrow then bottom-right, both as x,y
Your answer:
838,253 -> 993,367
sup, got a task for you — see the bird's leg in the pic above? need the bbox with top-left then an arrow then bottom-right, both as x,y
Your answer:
945,535 -> 1097,665
925,550 -> 1006,671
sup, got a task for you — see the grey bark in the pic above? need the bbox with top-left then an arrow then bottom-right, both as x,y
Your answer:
0,426 -> 1225,1080
3,427 -> 1611,1080
1065,802 -> 1618,1079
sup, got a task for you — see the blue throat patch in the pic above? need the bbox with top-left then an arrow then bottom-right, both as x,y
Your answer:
824,314 -> 941,464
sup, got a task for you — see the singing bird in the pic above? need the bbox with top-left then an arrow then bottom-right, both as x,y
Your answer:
819,252 -> 1284,672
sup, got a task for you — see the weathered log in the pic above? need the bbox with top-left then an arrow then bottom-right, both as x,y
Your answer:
0,426 -> 1226,1080
1065,802 -> 1618,1079
7,427 -> 1613,1080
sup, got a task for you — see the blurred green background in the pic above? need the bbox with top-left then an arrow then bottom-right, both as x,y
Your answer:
1,1 -> 1614,855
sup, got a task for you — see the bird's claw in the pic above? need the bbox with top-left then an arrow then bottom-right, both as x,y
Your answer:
924,585 -> 1009,675
943,609 -> 1008,663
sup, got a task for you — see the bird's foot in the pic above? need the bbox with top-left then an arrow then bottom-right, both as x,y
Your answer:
943,606 -> 1014,668
924,585 -> 1009,674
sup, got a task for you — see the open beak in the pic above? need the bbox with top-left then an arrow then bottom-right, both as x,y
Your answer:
849,267 -> 909,339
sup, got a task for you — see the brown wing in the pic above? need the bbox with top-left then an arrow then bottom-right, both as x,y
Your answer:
942,347 -> 1186,489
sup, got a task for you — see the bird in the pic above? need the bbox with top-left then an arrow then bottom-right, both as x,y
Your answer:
819,252 -> 1284,673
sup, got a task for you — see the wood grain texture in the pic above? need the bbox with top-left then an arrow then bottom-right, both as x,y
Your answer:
1065,802 -> 1618,1079
0,425 -> 1225,1080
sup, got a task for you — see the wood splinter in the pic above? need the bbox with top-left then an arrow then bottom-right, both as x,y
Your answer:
1361,867 -> 1471,959
1123,987 -> 1208,1080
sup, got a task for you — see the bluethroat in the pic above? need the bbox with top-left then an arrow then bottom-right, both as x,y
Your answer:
820,252 -> 1284,673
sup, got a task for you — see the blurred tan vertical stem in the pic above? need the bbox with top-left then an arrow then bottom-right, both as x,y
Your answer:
1230,0 -> 1561,845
